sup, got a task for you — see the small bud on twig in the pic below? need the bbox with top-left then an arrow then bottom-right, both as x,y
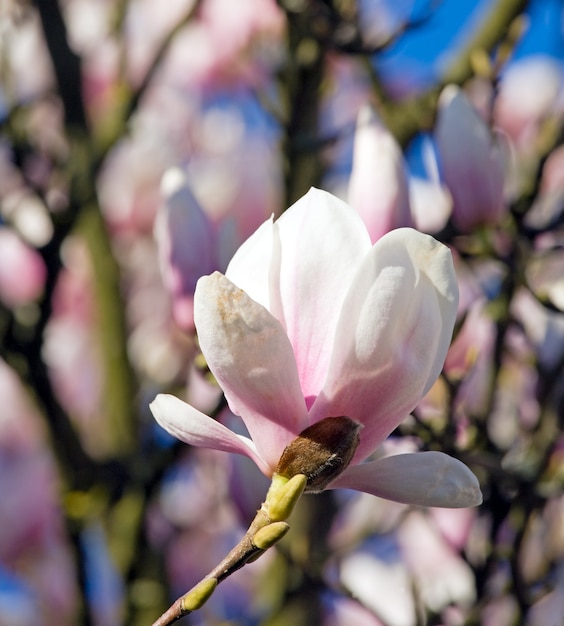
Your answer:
181,578 -> 217,612
263,473 -> 307,521
252,521 -> 290,550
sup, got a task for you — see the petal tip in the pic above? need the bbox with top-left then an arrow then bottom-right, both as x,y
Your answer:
461,475 -> 483,508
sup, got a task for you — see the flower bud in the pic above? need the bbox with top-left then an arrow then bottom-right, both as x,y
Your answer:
181,577 -> 217,612
252,522 -> 290,550
275,416 -> 361,493
265,473 -> 307,522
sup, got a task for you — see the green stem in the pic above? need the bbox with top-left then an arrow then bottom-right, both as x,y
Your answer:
151,475 -> 306,626
76,203 -> 137,456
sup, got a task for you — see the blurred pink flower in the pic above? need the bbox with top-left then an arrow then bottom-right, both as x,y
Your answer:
338,99 -> 451,237
347,105 -> 413,242
408,136 -> 452,234
151,188 -> 481,508
540,144 -> 564,197
397,511 -> 476,613
435,85 -> 506,232
98,132 -> 172,236
0,227 -> 46,307
339,545 -> 415,625
128,0 -> 284,90
2,10 -> 54,101
154,169 -> 216,329
527,144 -> 564,234
444,299 -> 496,418
323,595 -> 385,626
430,506 -> 476,551
154,163 -> 279,330
511,287 -> 564,370
493,55 -> 563,151
192,0 -> 284,87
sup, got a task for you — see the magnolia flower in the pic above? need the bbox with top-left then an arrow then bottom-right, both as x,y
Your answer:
435,85 -> 506,232
0,227 -> 46,307
493,55 -> 563,151
347,105 -> 412,243
154,169 -> 216,330
151,188 -> 482,508
155,153 -> 280,330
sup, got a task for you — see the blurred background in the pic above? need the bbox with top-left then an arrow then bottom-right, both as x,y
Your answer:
1,0 -> 563,624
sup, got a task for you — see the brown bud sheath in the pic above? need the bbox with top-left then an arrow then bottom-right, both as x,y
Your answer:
275,416 -> 362,493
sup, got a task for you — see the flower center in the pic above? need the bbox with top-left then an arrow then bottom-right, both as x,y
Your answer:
275,416 -> 361,493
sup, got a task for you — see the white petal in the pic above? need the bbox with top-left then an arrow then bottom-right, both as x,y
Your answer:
311,228 -> 458,461
225,216 -> 281,315
275,188 -> 372,403
331,451 -> 482,508
194,272 -> 308,469
149,394 -> 271,475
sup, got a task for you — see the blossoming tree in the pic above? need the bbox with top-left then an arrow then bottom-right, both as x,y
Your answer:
0,1 -> 563,625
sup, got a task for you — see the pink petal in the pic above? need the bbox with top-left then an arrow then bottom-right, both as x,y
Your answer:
0,228 -> 46,307
149,394 -> 271,476
435,86 -> 505,231
275,188 -> 372,405
331,452 -> 482,508
155,169 -> 216,329
194,272 -> 308,469
348,105 -> 412,243
311,228 -> 458,461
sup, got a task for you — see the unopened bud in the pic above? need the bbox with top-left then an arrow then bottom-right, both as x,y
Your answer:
181,577 -> 217,612
275,416 -> 361,493
252,522 -> 290,550
265,473 -> 307,522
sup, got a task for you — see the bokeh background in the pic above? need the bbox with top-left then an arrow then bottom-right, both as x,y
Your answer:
1,0 -> 564,624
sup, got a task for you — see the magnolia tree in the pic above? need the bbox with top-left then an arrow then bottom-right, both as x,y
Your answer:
0,1 -> 563,626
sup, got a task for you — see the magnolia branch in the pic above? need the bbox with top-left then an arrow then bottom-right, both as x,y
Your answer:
151,474 -> 307,626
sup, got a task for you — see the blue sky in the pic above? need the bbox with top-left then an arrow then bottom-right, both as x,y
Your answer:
374,0 -> 564,92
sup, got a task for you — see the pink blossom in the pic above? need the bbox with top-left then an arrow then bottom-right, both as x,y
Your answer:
493,55 -> 563,151
323,595 -> 385,626
397,511 -> 476,612
347,105 -> 413,242
338,546 -> 415,625
128,0 -> 284,91
0,227 -> 46,307
409,136 -> 452,234
444,299 -> 496,419
2,11 -> 54,101
540,144 -> 564,197
409,175 -> 452,234
150,188 -> 481,508
155,161 -> 279,330
154,169 -> 216,329
435,85 -> 506,232
346,105 -> 451,238
530,144 -> 564,230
